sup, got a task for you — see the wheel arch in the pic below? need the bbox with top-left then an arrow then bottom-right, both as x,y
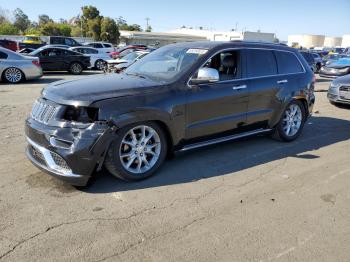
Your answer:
1,67 -> 26,82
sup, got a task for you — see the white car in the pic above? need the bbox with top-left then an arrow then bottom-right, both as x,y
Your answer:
83,42 -> 115,53
106,50 -> 149,73
69,46 -> 111,70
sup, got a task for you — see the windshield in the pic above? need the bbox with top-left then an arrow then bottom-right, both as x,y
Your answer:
125,45 -> 207,82
122,52 -> 140,62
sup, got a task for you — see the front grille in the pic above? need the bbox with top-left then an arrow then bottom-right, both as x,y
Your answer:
340,86 -> 350,92
31,99 -> 58,124
50,152 -> 71,172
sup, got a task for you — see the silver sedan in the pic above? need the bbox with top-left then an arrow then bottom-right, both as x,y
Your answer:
328,74 -> 350,105
0,47 -> 43,83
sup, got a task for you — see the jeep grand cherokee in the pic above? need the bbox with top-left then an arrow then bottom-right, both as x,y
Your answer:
25,41 -> 315,186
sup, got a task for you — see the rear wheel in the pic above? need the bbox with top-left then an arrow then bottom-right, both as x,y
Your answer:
69,62 -> 83,75
273,100 -> 306,142
105,122 -> 167,181
3,67 -> 24,83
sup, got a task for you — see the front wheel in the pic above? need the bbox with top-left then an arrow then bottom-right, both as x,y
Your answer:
95,59 -> 106,71
273,100 -> 306,142
105,122 -> 168,181
69,62 -> 83,75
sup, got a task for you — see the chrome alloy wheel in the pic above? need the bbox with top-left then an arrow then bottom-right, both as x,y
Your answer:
282,104 -> 302,137
119,125 -> 161,174
4,68 -> 22,83
95,60 -> 105,70
71,63 -> 82,74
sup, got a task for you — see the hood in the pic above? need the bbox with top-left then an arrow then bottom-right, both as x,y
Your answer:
42,73 -> 161,106
328,58 -> 350,68
332,74 -> 350,85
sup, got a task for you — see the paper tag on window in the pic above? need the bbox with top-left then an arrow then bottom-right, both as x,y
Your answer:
186,49 -> 208,55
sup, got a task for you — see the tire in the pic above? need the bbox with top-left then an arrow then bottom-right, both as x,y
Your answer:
272,100 -> 306,142
104,122 -> 168,181
316,63 -> 321,73
95,59 -> 106,71
3,67 -> 24,83
69,62 -> 83,75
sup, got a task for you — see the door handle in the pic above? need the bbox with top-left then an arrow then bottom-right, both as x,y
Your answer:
232,85 -> 247,90
277,79 -> 288,84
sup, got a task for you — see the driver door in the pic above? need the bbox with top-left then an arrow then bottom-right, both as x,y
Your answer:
185,49 -> 249,139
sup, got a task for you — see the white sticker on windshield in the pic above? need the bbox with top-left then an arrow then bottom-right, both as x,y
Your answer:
186,49 -> 208,55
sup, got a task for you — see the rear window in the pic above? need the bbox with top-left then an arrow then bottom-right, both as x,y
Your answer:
0,51 -> 8,59
275,51 -> 304,74
103,43 -> 112,48
300,52 -> 315,63
246,49 -> 277,77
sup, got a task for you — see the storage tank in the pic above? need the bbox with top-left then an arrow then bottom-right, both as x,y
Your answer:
342,35 -> 350,48
288,34 -> 325,48
324,37 -> 342,47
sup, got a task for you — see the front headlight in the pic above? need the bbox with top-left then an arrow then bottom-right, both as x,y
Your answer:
62,106 -> 99,123
330,82 -> 341,89
338,67 -> 349,73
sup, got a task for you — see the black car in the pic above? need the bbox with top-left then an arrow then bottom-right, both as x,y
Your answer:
300,51 -> 317,72
28,47 -> 90,74
25,41 -> 315,186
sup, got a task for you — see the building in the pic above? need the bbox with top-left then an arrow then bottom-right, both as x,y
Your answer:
342,35 -> 350,48
168,28 -> 276,42
119,30 -> 206,47
324,36 -> 342,48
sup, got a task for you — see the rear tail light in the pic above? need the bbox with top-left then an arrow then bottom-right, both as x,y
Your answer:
32,60 -> 41,67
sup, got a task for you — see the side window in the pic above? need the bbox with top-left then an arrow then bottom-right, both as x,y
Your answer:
200,50 -> 241,81
103,44 -> 112,48
64,38 -> 74,46
246,49 -> 277,77
275,51 -> 304,74
90,49 -> 98,54
0,51 -> 8,59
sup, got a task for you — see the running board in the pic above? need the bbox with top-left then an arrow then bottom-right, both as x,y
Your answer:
179,128 -> 272,152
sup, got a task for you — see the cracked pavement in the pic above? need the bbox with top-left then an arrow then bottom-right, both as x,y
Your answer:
0,73 -> 350,262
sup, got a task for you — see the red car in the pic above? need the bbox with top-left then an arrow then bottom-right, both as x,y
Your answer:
110,45 -> 147,59
0,39 -> 18,52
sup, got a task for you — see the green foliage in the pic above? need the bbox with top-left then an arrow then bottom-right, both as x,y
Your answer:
71,26 -> 82,37
0,23 -> 19,35
100,17 -> 119,43
13,8 -> 30,33
82,6 -> 100,20
40,22 -> 71,36
26,27 -> 41,35
87,18 -> 101,41
146,25 -> 152,32
38,14 -> 53,26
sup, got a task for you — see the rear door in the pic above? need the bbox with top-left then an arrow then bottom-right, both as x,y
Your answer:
243,49 -> 280,125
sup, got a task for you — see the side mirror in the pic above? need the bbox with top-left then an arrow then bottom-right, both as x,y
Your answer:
190,68 -> 219,85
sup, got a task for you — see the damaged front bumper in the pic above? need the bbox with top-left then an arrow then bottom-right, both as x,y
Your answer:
25,117 -> 117,186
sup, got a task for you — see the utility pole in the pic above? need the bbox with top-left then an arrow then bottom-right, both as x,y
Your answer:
145,17 -> 150,30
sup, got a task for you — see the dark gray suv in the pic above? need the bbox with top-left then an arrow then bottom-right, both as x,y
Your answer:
25,41 -> 315,186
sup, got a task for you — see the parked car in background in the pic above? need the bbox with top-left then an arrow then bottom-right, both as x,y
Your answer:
311,52 -> 324,72
43,44 -> 71,49
328,74 -> 350,105
70,46 -> 110,70
19,36 -> 81,50
0,47 -> 42,83
23,35 -> 44,44
25,41 -> 315,186
0,39 -> 18,52
28,47 -> 90,75
300,51 -> 317,72
105,50 -> 149,73
319,57 -> 350,78
84,42 -> 115,53
110,45 -> 148,59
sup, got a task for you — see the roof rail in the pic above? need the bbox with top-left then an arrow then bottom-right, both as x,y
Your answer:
230,40 -> 286,46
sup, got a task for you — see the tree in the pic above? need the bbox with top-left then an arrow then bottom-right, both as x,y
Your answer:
13,8 -> 30,33
38,14 -> 53,26
81,5 -> 101,37
146,25 -> 152,32
0,23 -> 19,35
87,18 -> 101,40
82,6 -> 100,20
57,23 -> 71,36
0,7 -> 10,24
100,17 -> 119,43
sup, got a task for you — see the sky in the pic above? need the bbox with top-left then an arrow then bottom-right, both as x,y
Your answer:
1,0 -> 349,40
